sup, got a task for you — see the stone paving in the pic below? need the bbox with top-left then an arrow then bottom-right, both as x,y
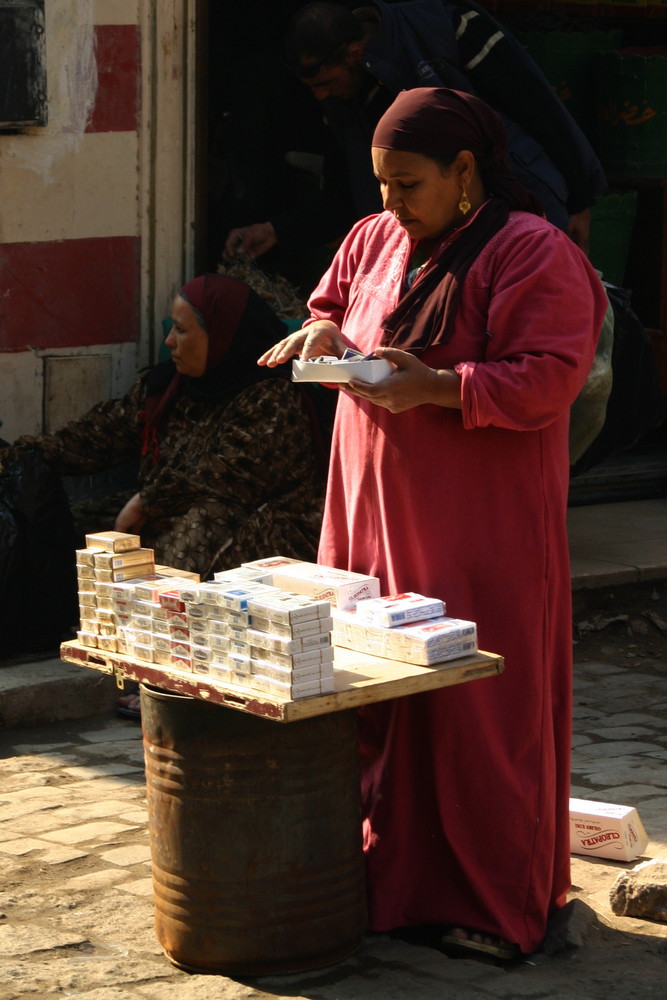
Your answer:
1,648 -> 666,1000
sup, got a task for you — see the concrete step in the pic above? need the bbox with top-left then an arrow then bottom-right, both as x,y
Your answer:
0,657 -> 118,731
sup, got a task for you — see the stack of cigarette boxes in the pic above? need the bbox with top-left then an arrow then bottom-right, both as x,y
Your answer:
75,544 -> 477,693
76,531 -> 200,656
75,538 -> 337,700
332,592 -> 478,666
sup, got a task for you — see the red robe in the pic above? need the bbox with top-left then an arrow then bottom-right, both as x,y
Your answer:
311,209 -> 608,953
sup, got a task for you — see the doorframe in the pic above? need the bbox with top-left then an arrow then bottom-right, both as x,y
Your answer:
138,0 -> 206,368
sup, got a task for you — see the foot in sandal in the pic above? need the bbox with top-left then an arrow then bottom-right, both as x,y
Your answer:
441,926 -> 519,961
117,692 -> 141,721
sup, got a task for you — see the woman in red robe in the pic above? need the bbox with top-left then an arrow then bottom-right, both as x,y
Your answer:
260,88 -> 608,958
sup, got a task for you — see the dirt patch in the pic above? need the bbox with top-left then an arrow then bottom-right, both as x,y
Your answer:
573,580 -> 667,675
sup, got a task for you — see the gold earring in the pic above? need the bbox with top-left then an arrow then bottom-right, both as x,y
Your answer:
459,188 -> 471,216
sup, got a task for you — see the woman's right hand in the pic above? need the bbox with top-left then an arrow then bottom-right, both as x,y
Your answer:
257,320 -> 346,367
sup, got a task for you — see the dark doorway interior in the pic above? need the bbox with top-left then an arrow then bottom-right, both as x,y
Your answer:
200,2 -> 667,504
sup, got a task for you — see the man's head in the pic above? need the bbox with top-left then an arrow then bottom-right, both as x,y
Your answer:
284,2 -> 369,100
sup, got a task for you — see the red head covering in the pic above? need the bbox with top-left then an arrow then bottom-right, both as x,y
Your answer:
178,274 -> 250,374
373,88 -> 543,353
140,273 -> 287,462
373,87 -> 543,215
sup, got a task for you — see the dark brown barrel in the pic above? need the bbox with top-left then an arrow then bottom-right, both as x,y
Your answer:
140,685 -> 367,975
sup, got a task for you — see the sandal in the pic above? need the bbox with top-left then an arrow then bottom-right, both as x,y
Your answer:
116,691 -> 141,721
441,927 -> 519,961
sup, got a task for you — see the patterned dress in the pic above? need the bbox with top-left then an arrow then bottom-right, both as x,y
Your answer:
9,372 -> 325,579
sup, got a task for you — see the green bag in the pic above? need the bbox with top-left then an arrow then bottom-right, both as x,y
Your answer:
569,289 -> 614,466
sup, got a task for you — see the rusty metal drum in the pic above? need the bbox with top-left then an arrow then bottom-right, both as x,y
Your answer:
140,684 -> 367,975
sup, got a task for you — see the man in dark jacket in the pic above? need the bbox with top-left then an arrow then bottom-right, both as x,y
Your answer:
224,0 -> 606,262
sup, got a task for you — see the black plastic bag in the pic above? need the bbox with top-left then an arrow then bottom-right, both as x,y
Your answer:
0,448 -> 79,659
571,283 -> 666,477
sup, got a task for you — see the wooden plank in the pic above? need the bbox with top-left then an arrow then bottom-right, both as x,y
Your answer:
59,641 -> 504,724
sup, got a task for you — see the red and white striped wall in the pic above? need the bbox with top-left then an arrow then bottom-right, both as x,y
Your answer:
0,1 -> 196,439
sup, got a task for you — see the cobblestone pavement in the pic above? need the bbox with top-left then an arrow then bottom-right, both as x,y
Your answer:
1,645 -> 666,1000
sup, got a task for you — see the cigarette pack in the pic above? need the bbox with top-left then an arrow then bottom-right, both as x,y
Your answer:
188,616 -> 209,634
269,561 -> 380,610
76,549 -> 96,567
77,630 -> 98,648
85,531 -> 141,553
97,635 -> 118,652
249,613 -> 333,639
94,564 -> 155,584
171,651 -> 192,671
212,567 -> 274,586
246,626 -> 331,656
93,548 -> 155,570
222,608 -> 250,628
228,651 -> 252,675
209,633 -> 229,654
354,592 -> 445,627
249,669 -> 324,699
291,356 -> 392,384
250,658 -> 323,684
158,582 -> 197,612
207,618 -> 228,636
154,564 -> 201,582
246,591 -> 331,625
217,582 -> 280,612
569,799 -> 649,861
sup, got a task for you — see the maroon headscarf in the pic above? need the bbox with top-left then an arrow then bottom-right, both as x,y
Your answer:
373,88 -> 544,353
140,274 -> 288,461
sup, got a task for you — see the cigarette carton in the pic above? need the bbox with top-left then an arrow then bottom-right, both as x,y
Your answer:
85,531 -> 141,553
292,356 -> 392,384
269,561 -> 380,609
354,592 -> 445,627
332,611 -> 477,665
569,798 -> 649,861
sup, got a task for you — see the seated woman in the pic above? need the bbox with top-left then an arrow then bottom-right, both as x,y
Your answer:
1,273 -> 329,688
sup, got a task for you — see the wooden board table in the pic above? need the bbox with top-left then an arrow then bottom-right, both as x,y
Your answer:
59,640 -> 504,722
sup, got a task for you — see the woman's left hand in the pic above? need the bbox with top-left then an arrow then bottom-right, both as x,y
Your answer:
115,492 -> 148,534
345,348 -> 462,413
